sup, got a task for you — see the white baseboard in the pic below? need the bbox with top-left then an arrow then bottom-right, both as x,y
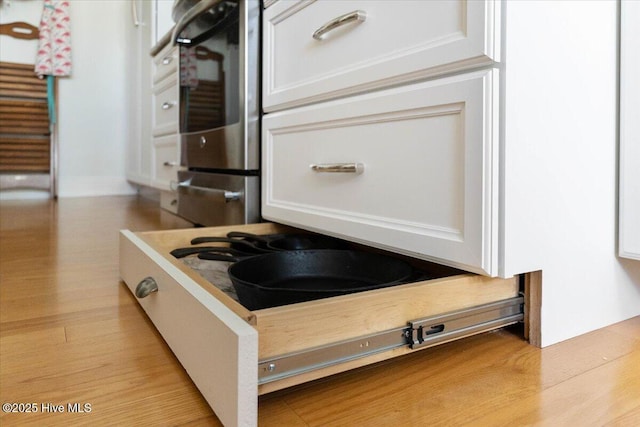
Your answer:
0,190 -> 50,201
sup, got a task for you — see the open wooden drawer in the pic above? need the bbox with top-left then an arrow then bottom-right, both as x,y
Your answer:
119,222 -> 522,426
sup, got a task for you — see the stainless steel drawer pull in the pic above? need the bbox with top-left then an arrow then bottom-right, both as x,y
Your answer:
162,56 -> 173,65
135,277 -> 158,298
163,161 -> 178,167
310,163 -> 365,174
312,10 -> 367,40
224,191 -> 242,202
162,101 -> 176,110
178,181 -> 243,203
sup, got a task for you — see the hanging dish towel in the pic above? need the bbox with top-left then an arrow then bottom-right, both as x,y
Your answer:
35,0 -> 72,125
35,0 -> 72,77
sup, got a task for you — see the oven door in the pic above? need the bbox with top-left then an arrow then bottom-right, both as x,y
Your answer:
173,0 -> 260,172
177,170 -> 259,226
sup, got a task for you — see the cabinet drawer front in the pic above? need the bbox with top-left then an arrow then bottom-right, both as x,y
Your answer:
119,231 -> 257,427
160,189 -> 179,214
153,45 -> 178,84
152,135 -> 180,190
263,0 -> 499,111
263,70 -> 499,275
152,77 -> 179,136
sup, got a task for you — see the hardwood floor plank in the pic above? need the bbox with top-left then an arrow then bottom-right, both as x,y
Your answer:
0,326 -> 67,355
607,406 -> 640,427
258,397 -> 309,427
606,316 -> 640,341
274,325 -> 640,426
468,349 -> 640,426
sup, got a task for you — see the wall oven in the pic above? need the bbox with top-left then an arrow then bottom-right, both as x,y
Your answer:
172,0 -> 260,226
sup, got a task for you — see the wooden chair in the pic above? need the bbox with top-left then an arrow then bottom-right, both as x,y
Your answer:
0,21 -> 57,197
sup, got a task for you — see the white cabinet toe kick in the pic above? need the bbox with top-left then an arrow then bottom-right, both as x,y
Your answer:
258,296 -> 524,384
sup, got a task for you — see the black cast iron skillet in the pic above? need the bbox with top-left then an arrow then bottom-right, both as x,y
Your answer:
195,249 -> 414,310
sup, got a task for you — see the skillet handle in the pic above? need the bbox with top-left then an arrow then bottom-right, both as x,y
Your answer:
190,236 -> 272,253
226,231 -> 271,243
170,246 -> 251,258
198,252 -> 244,262
191,236 -> 234,245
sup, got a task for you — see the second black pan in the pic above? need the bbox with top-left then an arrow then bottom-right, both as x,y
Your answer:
226,250 -> 413,310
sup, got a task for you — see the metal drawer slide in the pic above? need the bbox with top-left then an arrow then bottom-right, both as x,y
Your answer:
258,296 -> 524,384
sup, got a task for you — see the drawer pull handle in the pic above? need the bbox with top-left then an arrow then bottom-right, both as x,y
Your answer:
310,163 -> 365,174
135,277 -> 158,298
178,180 -> 243,203
312,10 -> 367,41
162,56 -> 173,65
163,161 -> 178,167
162,101 -> 176,110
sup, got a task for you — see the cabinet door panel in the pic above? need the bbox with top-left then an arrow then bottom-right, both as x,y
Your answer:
262,70 -> 499,275
152,76 -> 178,136
152,134 -> 180,190
153,44 -> 178,84
263,0 -> 498,111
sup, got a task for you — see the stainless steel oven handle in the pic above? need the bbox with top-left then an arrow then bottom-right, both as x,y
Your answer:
310,163 -> 365,175
178,181 -> 243,203
312,10 -> 367,41
172,0 -> 222,45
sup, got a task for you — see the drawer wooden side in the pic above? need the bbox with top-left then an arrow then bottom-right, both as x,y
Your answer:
119,230 -> 258,427
255,274 -> 518,359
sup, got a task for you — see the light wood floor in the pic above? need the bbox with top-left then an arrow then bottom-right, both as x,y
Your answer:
1,195 -> 638,426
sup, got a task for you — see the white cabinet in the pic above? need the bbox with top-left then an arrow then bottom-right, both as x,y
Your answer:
151,134 -> 180,191
619,0 -> 640,260
263,0 -> 499,111
151,43 -> 181,201
262,0 -> 501,275
126,0 -> 180,200
125,0 -> 153,186
263,70 -> 499,275
151,74 -> 178,137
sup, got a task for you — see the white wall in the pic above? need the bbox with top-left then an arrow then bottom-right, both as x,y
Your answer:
0,0 -> 136,198
56,0 -> 135,197
0,0 -> 41,62
502,1 -> 640,346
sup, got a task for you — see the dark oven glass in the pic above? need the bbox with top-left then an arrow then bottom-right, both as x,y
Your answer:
179,2 -> 240,134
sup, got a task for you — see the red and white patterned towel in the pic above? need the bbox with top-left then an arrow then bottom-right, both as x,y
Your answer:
35,0 -> 72,77
180,46 -> 199,88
